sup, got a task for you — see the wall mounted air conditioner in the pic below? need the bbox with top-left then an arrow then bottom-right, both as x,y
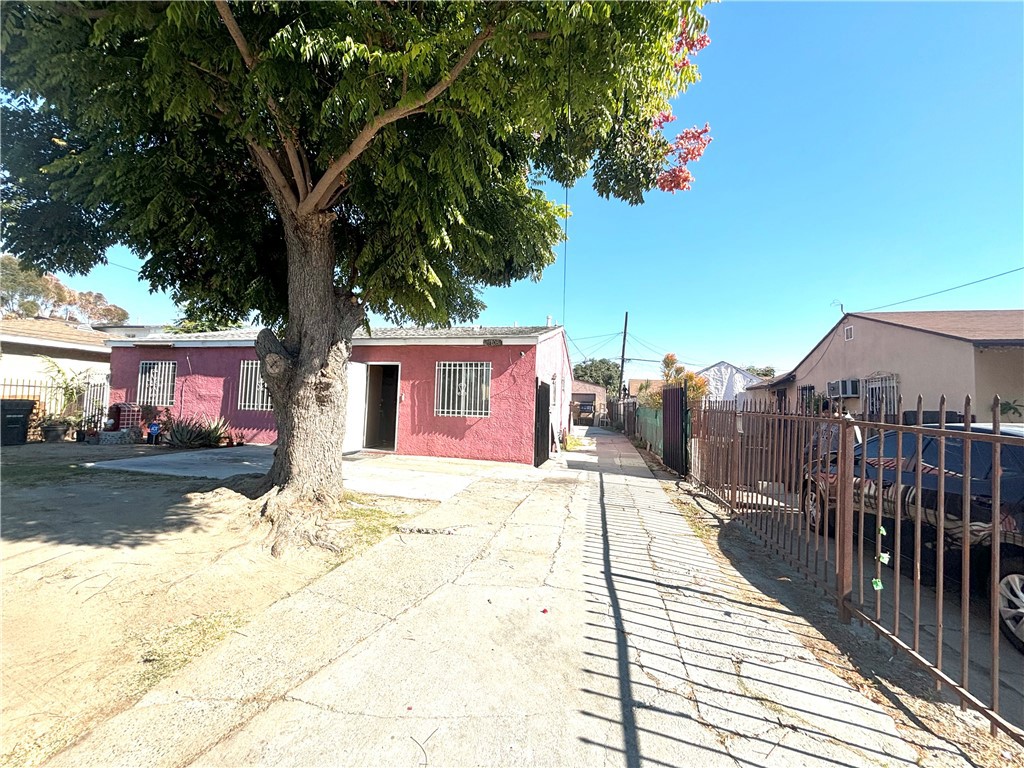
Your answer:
827,379 -> 860,398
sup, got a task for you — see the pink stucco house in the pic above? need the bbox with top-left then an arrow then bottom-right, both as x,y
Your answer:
106,325 -> 572,465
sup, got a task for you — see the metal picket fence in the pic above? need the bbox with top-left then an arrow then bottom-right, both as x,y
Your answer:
1,373 -> 110,435
690,396 -> 1024,744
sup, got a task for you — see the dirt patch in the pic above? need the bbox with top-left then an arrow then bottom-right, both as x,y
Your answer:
0,443 -> 436,767
639,446 -> 1024,768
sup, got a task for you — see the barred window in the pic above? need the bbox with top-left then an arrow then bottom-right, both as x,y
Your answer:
138,361 -> 176,406
863,373 -> 899,420
798,385 -> 816,410
435,362 -> 491,417
238,360 -> 273,411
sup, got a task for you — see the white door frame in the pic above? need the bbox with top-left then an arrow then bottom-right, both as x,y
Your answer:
362,362 -> 401,451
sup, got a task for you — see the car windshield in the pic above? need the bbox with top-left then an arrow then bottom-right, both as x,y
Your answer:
854,431 -> 918,462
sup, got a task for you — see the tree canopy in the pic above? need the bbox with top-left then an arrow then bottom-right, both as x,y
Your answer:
0,253 -> 129,322
2,1 -> 710,329
573,358 -> 622,396
744,364 -> 776,379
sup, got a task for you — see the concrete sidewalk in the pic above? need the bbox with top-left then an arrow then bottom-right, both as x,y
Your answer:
51,430 -> 964,767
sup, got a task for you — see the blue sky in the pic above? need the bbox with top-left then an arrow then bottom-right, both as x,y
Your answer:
59,2 -> 1024,379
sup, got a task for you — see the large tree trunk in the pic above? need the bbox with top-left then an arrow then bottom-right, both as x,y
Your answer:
253,212 -> 364,555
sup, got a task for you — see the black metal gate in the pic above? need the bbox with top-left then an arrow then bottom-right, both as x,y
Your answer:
662,384 -> 689,475
534,378 -> 550,467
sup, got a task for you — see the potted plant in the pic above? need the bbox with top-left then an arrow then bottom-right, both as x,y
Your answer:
37,413 -> 75,442
35,357 -> 92,442
72,413 -> 89,442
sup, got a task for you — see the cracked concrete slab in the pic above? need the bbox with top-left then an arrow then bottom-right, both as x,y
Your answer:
49,430 -> 970,767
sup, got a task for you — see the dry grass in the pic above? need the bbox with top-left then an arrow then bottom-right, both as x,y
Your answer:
126,611 -> 249,697
666,494 -> 717,543
564,434 -> 590,452
328,492 -> 437,562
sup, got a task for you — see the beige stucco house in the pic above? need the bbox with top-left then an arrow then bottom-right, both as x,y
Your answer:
0,317 -> 111,380
571,379 -> 609,423
747,310 -> 1024,422
0,317 -> 112,420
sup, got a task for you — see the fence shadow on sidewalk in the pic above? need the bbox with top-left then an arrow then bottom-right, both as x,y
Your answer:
572,443 -> 966,766
690,489 -> 987,763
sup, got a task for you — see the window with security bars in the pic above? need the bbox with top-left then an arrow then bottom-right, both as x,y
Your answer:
863,373 -> 900,421
238,360 -> 273,411
435,362 -> 491,417
798,385 -> 816,411
137,361 -> 176,406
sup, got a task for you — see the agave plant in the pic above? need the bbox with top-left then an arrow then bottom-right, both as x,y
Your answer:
165,416 -> 232,449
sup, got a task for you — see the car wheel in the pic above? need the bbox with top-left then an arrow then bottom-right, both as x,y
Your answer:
801,480 -> 832,536
997,554 -> 1024,655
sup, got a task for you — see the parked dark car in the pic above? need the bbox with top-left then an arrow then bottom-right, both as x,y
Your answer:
801,423 -> 1024,653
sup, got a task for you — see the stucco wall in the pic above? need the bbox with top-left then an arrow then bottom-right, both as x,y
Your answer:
109,346 -> 277,443
351,343 -> 538,464
534,330 -> 573,440
110,337 -> 564,463
784,316 -> 977,415
571,382 -> 608,414
974,346 -> 1024,423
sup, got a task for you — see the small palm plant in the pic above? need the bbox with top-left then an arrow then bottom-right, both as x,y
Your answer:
39,355 -> 89,420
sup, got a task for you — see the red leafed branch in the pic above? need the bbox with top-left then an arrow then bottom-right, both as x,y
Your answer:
654,16 -> 713,194
652,111 -> 676,130
657,123 -> 712,193
671,17 -> 711,71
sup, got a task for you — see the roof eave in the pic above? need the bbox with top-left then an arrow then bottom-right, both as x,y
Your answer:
0,334 -> 111,354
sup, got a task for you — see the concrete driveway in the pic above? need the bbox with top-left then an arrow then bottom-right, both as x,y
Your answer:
89,447 -> 510,502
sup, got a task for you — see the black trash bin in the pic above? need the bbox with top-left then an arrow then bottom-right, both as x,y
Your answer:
1,399 -> 36,446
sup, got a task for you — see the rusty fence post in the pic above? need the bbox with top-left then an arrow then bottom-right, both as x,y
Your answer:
836,418 -> 855,623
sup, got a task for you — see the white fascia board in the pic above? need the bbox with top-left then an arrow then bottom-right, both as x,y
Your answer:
106,334 -> 546,348
352,336 -> 541,347
535,327 -> 565,345
0,334 -> 110,355
106,339 -> 257,348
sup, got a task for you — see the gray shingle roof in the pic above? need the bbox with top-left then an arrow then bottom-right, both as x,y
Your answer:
853,310 -> 1024,344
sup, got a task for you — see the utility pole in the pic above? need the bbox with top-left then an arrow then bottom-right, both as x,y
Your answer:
617,311 -> 628,400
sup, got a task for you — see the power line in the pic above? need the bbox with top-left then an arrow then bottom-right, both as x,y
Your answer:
626,332 -> 665,357
566,331 -> 621,363
105,260 -> 140,274
570,335 -> 625,363
858,267 -> 1023,312
582,336 -> 620,358
567,335 -> 590,362
567,331 -> 621,342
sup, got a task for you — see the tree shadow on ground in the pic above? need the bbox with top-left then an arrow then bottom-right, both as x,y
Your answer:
0,444 -> 271,549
